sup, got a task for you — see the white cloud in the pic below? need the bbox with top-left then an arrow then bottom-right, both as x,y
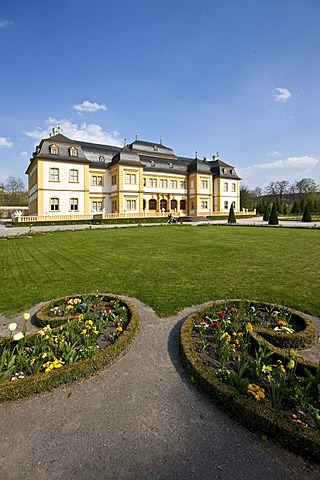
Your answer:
25,117 -> 122,146
0,20 -> 12,28
0,137 -> 13,148
73,100 -> 107,113
20,151 -> 28,158
238,155 -> 320,188
272,87 -> 292,102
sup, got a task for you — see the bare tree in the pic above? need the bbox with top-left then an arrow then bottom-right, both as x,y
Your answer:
3,176 -> 28,206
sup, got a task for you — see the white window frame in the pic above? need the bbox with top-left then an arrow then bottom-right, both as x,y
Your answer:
126,199 -> 137,211
70,198 -> 79,211
50,197 -> 59,211
49,168 -> 59,182
69,169 -> 79,183
125,173 -> 136,184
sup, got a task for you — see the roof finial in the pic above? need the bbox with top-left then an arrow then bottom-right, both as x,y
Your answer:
135,133 -> 138,141
159,136 -> 162,145
124,138 -> 127,147
195,150 -> 198,159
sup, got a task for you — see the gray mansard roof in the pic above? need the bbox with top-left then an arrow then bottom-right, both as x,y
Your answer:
27,132 -> 240,179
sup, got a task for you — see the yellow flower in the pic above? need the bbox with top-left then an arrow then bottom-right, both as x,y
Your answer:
42,352 -> 48,359
66,305 -> 73,310
246,323 -> 253,333
116,326 -> 123,332
78,314 -> 84,321
287,359 -> 295,369
81,329 -> 87,335
23,312 -> 31,321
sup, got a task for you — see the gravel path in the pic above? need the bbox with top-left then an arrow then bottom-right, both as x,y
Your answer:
0,297 -> 319,480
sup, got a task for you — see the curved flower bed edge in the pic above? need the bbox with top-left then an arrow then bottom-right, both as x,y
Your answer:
0,296 -> 140,402
180,306 -> 320,462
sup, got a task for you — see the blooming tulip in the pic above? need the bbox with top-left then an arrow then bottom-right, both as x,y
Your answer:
23,313 -> 31,321
13,332 -> 24,341
8,323 -> 17,332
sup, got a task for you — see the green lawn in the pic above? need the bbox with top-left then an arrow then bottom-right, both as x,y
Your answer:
1,225 -> 319,317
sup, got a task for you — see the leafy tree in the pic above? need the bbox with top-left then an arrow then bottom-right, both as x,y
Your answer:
282,203 -> 288,215
268,203 -> 279,225
291,201 -> 300,214
263,203 -> 270,221
228,204 -> 236,224
302,203 -> 312,222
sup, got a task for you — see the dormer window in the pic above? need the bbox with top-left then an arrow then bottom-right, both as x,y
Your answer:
50,144 -> 59,155
153,145 -> 158,151
150,160 -> 155,167
69,146 -> 78,157
168,162 -> 173,168
99,155 -> 105,162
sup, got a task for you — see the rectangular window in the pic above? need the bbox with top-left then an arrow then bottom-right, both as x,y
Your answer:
224,182 -> 228,192
160,179 -> 167,188
111,175 -> 117,186
92,201 -> 102,212
125,173 -> 136,184
191,180 -> 194,189
149,179 -> 157,187
170,180 -> 177,188
224,201 -> 228,210
126,199 -> 137,211
70,198 -> 78,211
92,175 -> 103,186
111,200 -> 117,213
180,181 -> 186,189
191,201 -> 194,210
69,169 -> 79,182
50,198 -> 59,211
201,180 -> 208,189
50,168 -> 59,182
201,201 -> 208,209
232,183 -> 236,192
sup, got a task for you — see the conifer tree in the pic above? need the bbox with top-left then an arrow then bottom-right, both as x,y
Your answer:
228,203 -> 236,224
263,203 -> 270,221
302,203 -> 312,222
268,203 -> 279,225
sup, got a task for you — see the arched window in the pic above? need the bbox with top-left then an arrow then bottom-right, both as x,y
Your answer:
149,199 -> 157,210
160,199 -> 167,211
50,144 -> 59,155
171,199 -> 177,210
180,199 -> 186,210
224,182 -> 228,192
69,146 -> 78,157
143,199 -> 146,210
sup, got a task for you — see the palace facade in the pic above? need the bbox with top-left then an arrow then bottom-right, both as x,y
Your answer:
26,128 -> 241,217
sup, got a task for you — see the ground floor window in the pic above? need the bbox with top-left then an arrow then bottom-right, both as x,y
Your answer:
112,200 -> 117,213
180,199 -> 186,210
160,199 -> 167,211
171,199 -> 177,210
50,197 -> 59,211
126,199 -> 137,211
92,201 -> 102,212
149,199 -> 157,210
224,201 -> 228,210
201,201 -> 208,210
70,198 -> 79,211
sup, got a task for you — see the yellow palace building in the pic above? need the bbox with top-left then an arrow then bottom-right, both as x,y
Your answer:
26,127 -> 241,219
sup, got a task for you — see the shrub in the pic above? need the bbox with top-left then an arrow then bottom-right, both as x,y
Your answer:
263,204 -> 270,221
227,204 -> 236,224
302,203 -> 312,223
268,203 -> 279,225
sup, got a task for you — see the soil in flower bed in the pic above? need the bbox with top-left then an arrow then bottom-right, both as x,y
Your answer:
191,301 -> 320,432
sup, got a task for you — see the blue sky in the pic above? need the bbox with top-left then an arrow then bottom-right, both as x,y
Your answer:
1,0 -> 320,190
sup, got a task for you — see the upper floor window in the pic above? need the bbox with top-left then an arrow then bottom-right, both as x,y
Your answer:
201,180 -> 208,189
180,181 -> 186,189
125,173 -> 136,184
168,162 -> 173,168
92,175 -> 103,186
69,169 -> 79,183
99,156 -> 105,162
69,147 -> 78,157
224,182 -> 228,192
160,179 -> 167,188
70,198 -> 79,211
111,175 -> 117,186
49,168 -> 59,182
170,180 -> 177,188
50,144 -> 59,155
149,178 -> 157,187
232,183 -> 236,192
150,160 -> 155,166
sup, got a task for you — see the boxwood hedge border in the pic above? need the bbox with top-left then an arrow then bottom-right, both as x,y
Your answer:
180,301 -> 320,462
0,295 -> 139,402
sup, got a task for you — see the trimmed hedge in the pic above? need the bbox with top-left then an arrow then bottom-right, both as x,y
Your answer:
0,295 -> 140,402
180,304 -> 320,462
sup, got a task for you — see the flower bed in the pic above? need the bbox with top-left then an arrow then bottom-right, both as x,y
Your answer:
0,294 -> 139,402
180,300 -> 320,461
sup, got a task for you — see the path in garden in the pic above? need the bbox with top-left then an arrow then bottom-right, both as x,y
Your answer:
0,298 -> 320,480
